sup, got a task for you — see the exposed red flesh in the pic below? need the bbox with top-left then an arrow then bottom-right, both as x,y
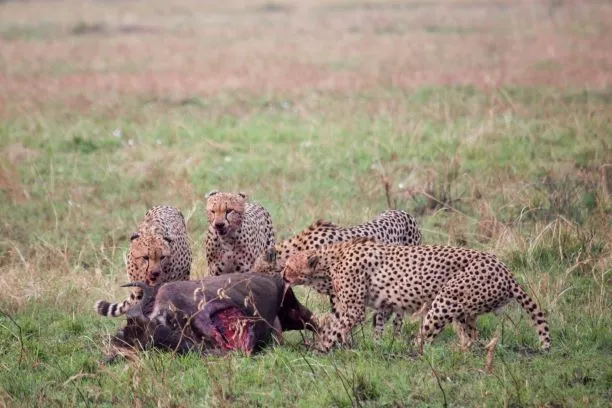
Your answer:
211,307 -> 254,354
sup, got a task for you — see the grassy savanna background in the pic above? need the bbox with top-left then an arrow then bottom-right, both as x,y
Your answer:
1,0 -> 611,406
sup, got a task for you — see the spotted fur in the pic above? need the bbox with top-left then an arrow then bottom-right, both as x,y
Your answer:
283,238 -> 551,353
95,206 -> 192,317
252,210 -> 422,338
205,191 -> 275,276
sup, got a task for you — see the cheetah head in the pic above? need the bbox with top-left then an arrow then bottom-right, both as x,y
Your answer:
251,246 -> 281,275
282,250 -> 323,286
129,232 -> 172,286
205,191 -> 248,237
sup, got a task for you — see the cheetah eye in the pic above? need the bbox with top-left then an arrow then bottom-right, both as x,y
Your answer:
226,209 -> 233,214
143,256 -> 150,261
160,255 -> 167,261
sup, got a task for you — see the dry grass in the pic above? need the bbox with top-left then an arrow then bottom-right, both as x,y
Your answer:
2,0 -> 612,117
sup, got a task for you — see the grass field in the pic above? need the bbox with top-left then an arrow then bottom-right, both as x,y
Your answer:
1,0 -> 611,406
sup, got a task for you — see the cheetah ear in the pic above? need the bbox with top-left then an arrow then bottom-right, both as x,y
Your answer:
307,255 -> 320,269
163,236 -> 173,244
205,190 -> 219,198
130,232 -> 140,241
265,247 -> 277,263
237,192 -> 248,200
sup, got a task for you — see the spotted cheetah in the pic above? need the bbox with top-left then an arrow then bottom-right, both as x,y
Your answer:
95,206 -> 192,317
205,191 -> 275,276
252,210 -> 422,337
282,238 -> 551,353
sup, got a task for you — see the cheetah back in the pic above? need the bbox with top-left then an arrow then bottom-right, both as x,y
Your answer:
253,210 -> 421,276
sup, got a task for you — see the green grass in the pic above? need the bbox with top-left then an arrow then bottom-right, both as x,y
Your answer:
1,0 -> 612,404
1,86 -> 611,407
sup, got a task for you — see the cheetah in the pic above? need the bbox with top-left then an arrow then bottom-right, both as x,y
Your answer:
205,191 -> 275,276
95,206 -> 192,317
252,210 -> 422,337
282,238 -> 551,353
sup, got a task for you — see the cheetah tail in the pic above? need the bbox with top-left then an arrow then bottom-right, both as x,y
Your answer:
94,298 -> 131,317
512,284 -> 552,351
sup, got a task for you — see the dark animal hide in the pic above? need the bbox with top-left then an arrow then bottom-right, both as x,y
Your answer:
107,273 -> 316,359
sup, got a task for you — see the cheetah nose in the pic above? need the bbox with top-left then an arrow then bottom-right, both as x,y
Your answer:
150,271 -> 160,279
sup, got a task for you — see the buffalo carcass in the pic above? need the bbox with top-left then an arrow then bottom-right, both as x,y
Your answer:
108,273 -> 317,357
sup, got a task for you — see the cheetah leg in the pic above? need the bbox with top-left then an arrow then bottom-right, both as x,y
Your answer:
373,308 -> 404,340
409,302 -> 430,323
373,309 -> 391,340
328,294 -> 337,315
330,303 -> 366,348
453,321 -> 469,351
453,315 -> 477,352
315,312 -> 356,352
465,315 -> 478,343
328,294 -> 344,343
416,298 -> 457,354
420,265 -> 497,352
315,316 -> 340,352
316,273 -> 367,352
392,312 -> 404,337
